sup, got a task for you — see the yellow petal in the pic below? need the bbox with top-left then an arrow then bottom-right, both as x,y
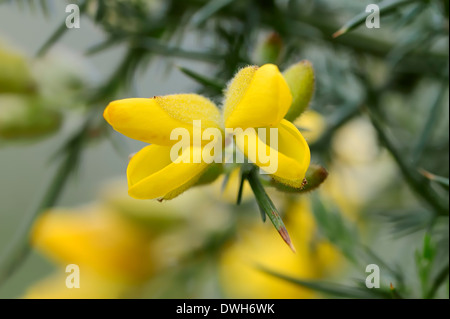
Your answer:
104,94 -> 221,145
127,144 -> 210,200
234,119 -> 310,187
223,64 -> 292,129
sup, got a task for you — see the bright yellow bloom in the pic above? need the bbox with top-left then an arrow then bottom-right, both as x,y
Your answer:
220,198 -> 341,299
104,64 -> 311,200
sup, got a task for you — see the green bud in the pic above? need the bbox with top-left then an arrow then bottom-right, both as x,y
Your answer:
0,47 -> 35,94
254,32 -> 283,65
270,164 -> 328,193
283,60 -> 315,122
0,95 -> 61,140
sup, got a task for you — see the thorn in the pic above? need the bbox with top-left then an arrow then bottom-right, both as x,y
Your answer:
278,225 -> 296,253
157,198 -> 164,203
332,28 -> 347,38
418,168 -> 433,179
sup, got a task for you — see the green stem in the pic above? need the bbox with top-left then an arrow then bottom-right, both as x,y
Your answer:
425,263 -> 449,299
367,109 -> 449,216
36,0 -> 88,57
276,16 -> 447,77
412,82 -> 448,164
135,38 -> 224,63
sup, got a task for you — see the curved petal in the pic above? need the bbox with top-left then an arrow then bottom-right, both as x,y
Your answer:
234,119 -> 310,187
127,144 -> 210,200
104,94 -> 221,146
223,64 -> 292,129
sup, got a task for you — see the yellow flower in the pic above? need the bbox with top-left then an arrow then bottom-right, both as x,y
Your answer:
219,198 -> 341,299
104,64 -> 311,200
27,181 -> 225,298
31,205 -> 157,285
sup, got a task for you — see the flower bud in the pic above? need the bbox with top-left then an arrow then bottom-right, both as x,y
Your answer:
283,60 -> 315,122
0,46 -> 35,94
270,164 -> 328,193
253,32 -> 283,65
0,95 -> 61,140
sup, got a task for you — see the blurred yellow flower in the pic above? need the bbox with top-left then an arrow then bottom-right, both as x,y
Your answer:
31,205 -> 157,285
104,64 -> 311,200
323,118 -> 396,219
26,181 -> 233,298
219,198 -> 341,299
294,110 -> 327,144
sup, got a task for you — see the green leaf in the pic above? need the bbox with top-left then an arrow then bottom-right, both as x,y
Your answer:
311,194 -> 359,263
36,0 -> 88,57
236,168 -> 246,206
258,265 -> 389,299
177,66 -> 225,92
247,167 -> 294,252
191,0 -> 236,26
378,208 -> 433,236
333,0 -> 418,38
419,169 -> 449,191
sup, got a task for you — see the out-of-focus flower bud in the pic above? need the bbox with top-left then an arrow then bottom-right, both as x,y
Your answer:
302,164 -> 328,192
0,95 -> 61,140
253,32 -> 283,65
283,60 -> 315,122
0,46 -> 35,94
31,206 -> 157,284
